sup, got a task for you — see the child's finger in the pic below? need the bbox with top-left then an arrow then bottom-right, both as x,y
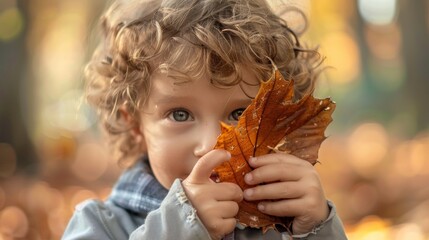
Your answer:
257,198 -> 305,217
248,153 -> 312,168
188,149 -> 231,183
216,201 -> 240,218
244,163 -> 307,185
243,181 -> 304,201
213,182 -> 243,202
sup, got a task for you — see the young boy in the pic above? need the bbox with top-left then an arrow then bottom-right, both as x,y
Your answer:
63,0 -> 347,239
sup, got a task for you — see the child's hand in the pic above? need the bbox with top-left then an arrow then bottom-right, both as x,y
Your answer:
182,150 -> 243,240
243,153 -> 329,235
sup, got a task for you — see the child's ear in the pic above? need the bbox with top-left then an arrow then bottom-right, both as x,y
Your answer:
118,106 -> 145,147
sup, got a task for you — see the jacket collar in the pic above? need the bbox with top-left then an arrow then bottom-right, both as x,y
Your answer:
109,159 -> 168,214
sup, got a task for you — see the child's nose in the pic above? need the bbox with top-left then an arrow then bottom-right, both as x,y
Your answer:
193,124 -> 221,158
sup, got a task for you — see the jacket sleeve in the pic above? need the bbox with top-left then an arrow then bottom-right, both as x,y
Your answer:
129,179 -> 211,239
62,179 -> 212,240
287,201 -> 348,240
62,199 -> 135,240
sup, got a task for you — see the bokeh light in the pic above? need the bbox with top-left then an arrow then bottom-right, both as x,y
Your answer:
347,215 -> 392,240
0,206 -> 29,238
0,143 -> 17,178
41,90 -> 96,133
364,23 -> 402,61
349,183 -> 379,217
394,137 -> 429,177
0,6 -> 24,41
347,123 -> 389,177
358,0 -> 397,25
71,142 -> 109,182
26,181 -> 64,213
320,31 -> 361,84
47,208 -> 69,238
394,223 -> 425,240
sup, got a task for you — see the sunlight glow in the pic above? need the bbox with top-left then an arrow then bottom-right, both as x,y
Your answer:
321,31 -> 361,84
347,123 -> 389,177
0,7 -> 23,41
358,0 -> 397,25
0,206 -> 29,238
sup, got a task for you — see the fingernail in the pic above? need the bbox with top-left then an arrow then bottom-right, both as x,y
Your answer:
249,156 -> 256,163
244,173 -> 253,183
244,189 -> 253,197
258,203 -> 265,211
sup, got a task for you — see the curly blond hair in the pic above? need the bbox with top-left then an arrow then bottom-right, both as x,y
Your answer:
85,0 -> 322,166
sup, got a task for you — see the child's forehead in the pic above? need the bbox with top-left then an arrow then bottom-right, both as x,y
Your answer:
154,63 -> 260,86
146,70 -> 259,108
149,65 -> 261,100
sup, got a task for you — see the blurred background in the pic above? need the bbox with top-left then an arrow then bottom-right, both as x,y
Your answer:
0,0 -> 428,239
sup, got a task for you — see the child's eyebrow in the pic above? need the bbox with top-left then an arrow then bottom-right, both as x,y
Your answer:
151,93 -> 252,106
163,70 -> 194,84
150,94 -> 194,104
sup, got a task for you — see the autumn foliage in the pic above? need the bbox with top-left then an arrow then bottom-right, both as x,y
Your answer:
213,69 -> 335,231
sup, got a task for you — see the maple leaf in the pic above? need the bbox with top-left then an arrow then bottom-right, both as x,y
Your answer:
213,69 -> 335,232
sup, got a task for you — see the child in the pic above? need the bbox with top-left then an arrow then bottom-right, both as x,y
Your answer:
63,0 -> 347,239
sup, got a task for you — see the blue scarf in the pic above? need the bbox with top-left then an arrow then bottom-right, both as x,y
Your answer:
109,159 -> 235,240
109,160 -> 168,214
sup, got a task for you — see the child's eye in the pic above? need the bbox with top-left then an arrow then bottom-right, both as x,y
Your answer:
168,109 -> 193,122
229,108 -> 246,121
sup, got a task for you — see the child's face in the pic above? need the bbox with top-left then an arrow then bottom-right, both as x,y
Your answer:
138,69 -> 259,189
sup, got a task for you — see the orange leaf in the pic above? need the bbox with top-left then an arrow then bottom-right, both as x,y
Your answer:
213,69 -> 335,232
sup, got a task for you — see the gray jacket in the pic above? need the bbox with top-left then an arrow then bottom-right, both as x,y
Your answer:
62,161 -> 347,239
63,180 -> 347,239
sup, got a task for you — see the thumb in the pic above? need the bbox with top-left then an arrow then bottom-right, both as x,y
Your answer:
187,149 -> 231,183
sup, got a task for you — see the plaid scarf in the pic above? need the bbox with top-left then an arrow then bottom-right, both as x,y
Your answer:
109,160 -> 168,214
108,159 -> 235,240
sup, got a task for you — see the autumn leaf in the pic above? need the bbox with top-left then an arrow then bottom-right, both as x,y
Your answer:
213,68 -> 335,232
